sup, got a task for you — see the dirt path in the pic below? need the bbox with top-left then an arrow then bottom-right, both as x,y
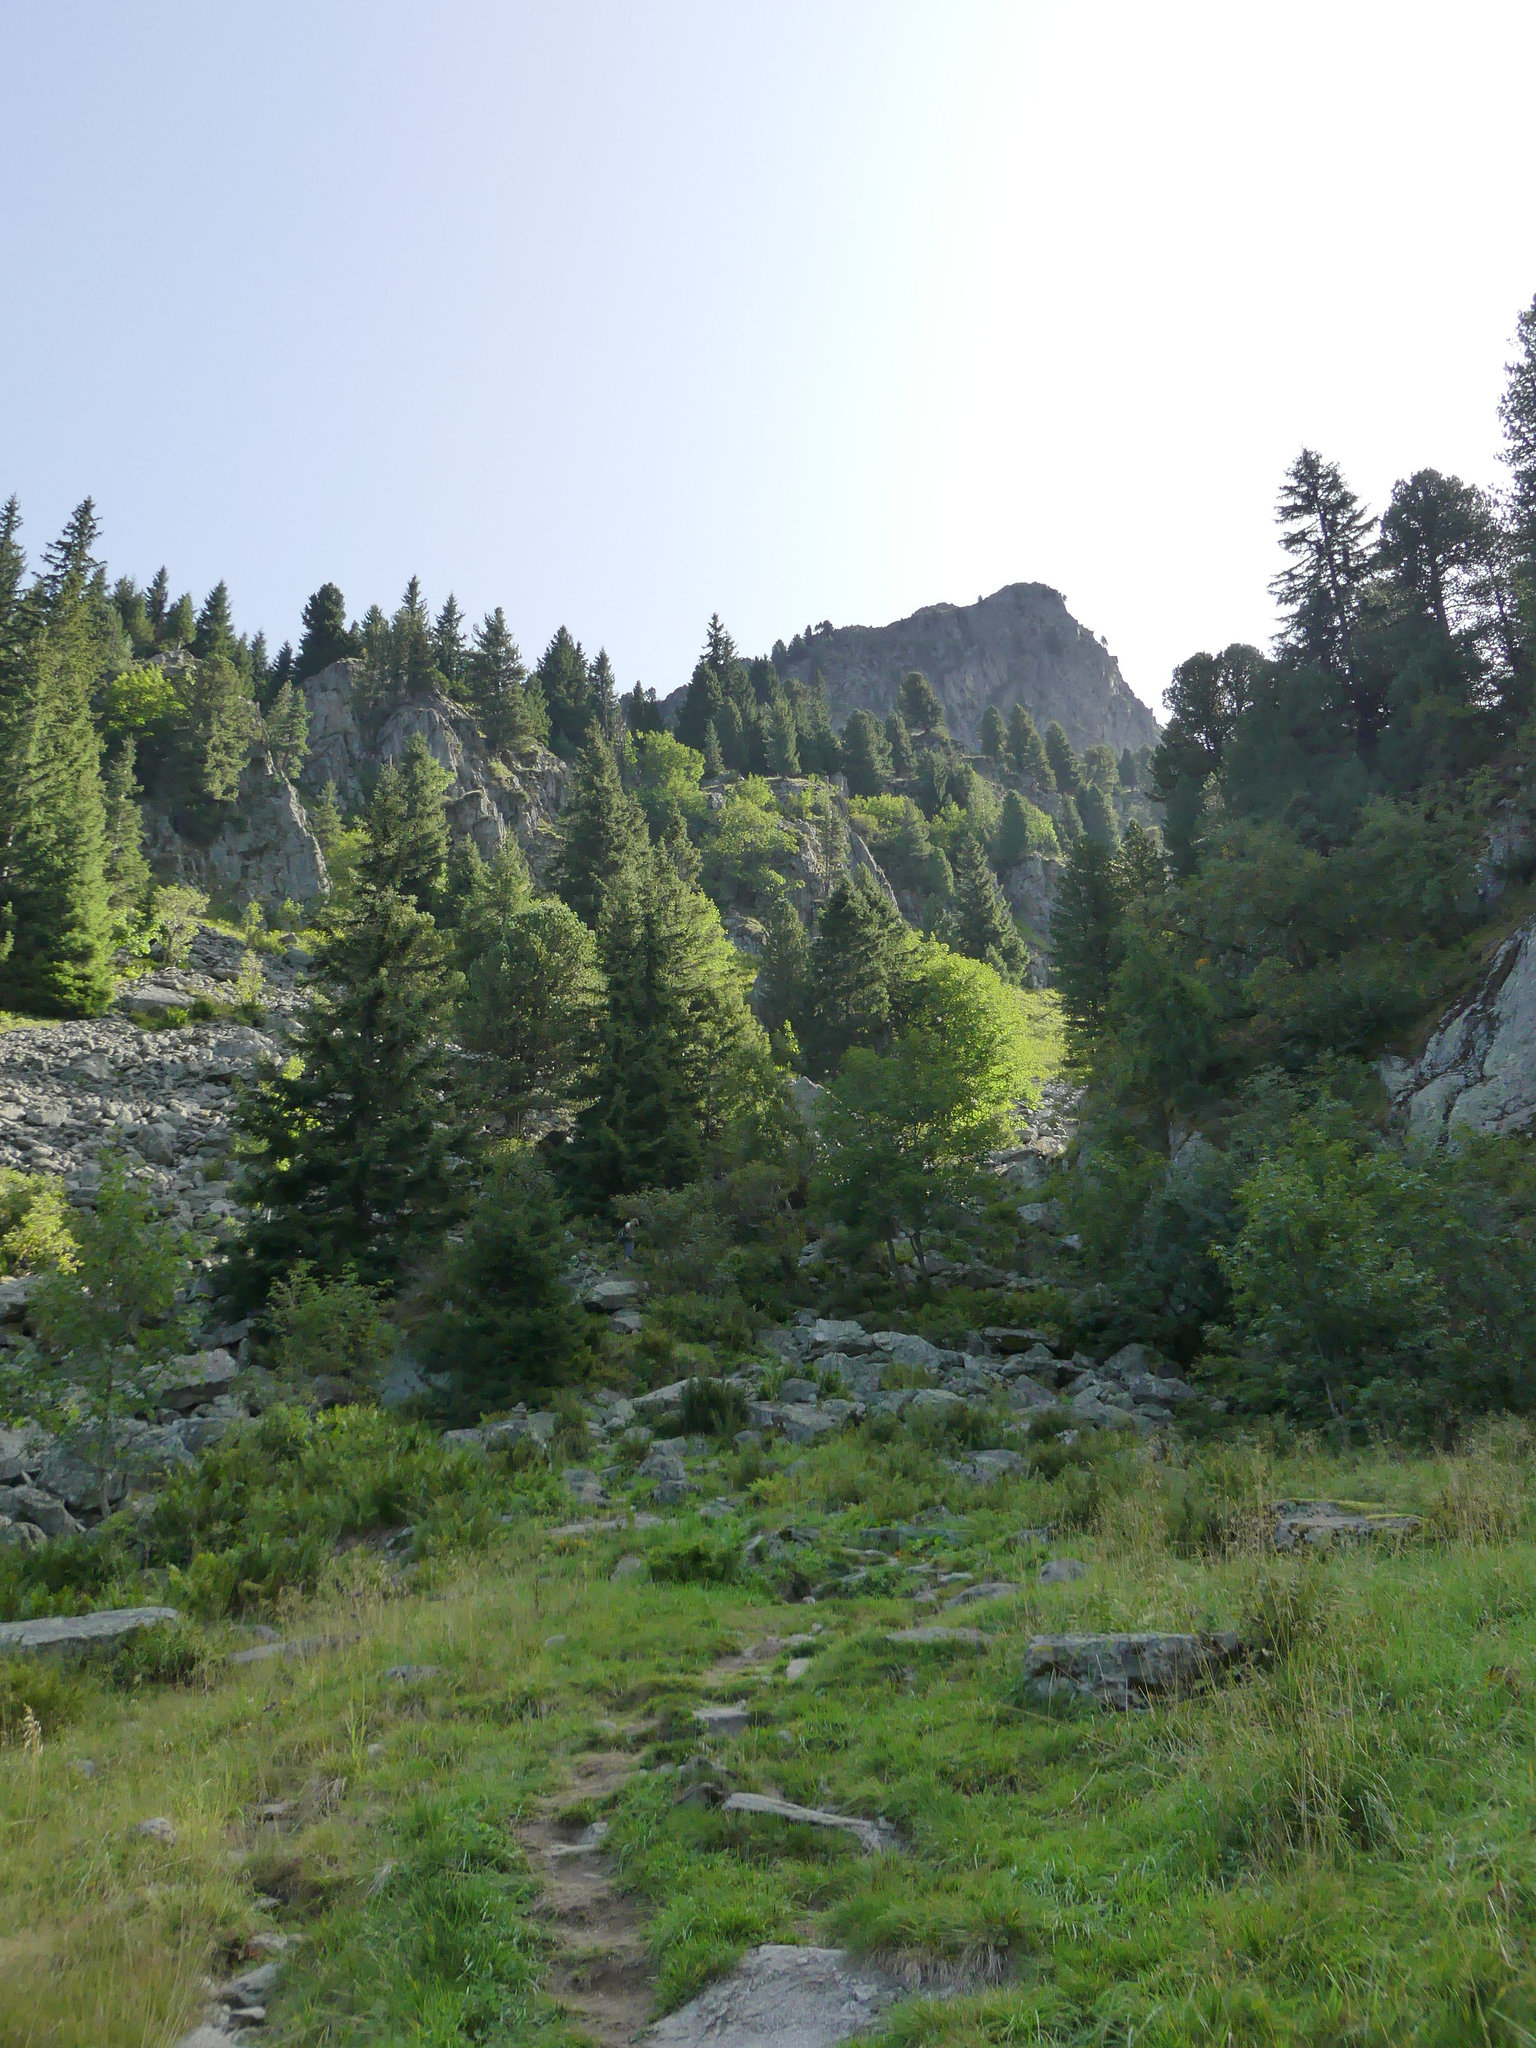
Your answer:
519,1750 -> 655,2046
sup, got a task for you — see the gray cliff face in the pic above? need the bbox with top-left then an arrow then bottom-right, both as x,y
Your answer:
1385,920 -> 1536,1144
777,583 -> 1159,756
301,660 -> 571,879
144,751 -> 328,914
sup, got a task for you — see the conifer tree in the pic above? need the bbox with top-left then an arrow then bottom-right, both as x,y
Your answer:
368,735 -> 451,910
754,893 -> 812,1056
102,741 -> 150,916
588,648 -> 620,741
885,709 -> 916,777
308,779 -> 344,854
566,840 -> 773,1200
1501,293 -> 1536,560
1272,450 -> 1375,726
1078,779 -> 1118,845
802,870 -> 911,1078
536,626 -> 595,754
163,592 -> 196,648
994,789 -> 1033,868
1044,720 -> 1081,795
947,828 -> 1028,979
899,669 -> 945,735
765,690 -> 801,775
432,593 -> 467,688
264,678 -> 309,779
840,709 -> 891,795
0,499 -> 115,1016
175,652 -> 259,803
193,581 -> 235,658
228,779 -> 469,1303
553,732 -> 647,929
146,567 -> 170,637
296,583 -> 358,678
1051,835 -> 1125,1042
980,703 -> 1006,760
703,720 -> 725,779
622,681 -> 666,734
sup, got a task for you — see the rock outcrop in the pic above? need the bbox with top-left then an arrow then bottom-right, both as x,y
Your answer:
301,661 -> 571,876
145,752 -> 328,914
773,583 -> 1159,757
1384,920 -> 1536,1143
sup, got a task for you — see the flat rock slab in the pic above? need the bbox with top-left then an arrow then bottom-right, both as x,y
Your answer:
1272,1500 -> 1422,1549
943,1580 -> 1019,1609
227,1633 -> 353,1666
1025,1631 -> 1243,1709
886,1626 -> 988,1647
693,1703 -> 751,1735
1038,1558 -> 1088,1585
721,1792 -> 898,1855
0,1606 -> 181,1661
642,1942 -> 907,2048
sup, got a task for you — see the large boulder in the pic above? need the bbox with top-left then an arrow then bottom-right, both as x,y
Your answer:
0,1606 -> 182,1661
1025,1631 -> 1243,1708
1385,917 -> 1536,1142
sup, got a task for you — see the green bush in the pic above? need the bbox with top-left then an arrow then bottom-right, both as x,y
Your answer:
679,1377 -> 749,1437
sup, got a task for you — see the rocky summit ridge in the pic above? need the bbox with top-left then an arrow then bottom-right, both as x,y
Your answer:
776,582 -> 1159,756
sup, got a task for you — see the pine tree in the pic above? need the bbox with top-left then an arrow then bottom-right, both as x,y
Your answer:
0,500 -> 115,1016
296,583 -> 358,678
432,593 -> 467,688
228,803 -> 469,1303
536,626 -> 595,754
368,735 -> 451,910
553,733 -> 648,929
1500,294 -> 1536,561
146,567 -> 170,636
308,779 -> 343,854
588,648 -> 620,741
765,690 -> 801,774
1044,720 -> 1081,795
885,710 -> 916,778
1003,700 -> 1056,778
703,720 -> 725,779
1116,820 -> 1168,901
418,1153 -> 591,1419
754,893 -> 812,1055
899,670 -> 945,734
947,829 -> 1028,979
264,678 -> 309,779
1078,780 -> 1118,845
163,592 -> 196,648
175,652 -> 259,803
1051,835 -> 1125,1041
193,581 -> 235,658
1272,450 -> 1376,739
979,703 -> 1006,760
565,841 -> 773,1201
102,741 -> 150,916
994,789 -> 1034,868
802,870 -> 911,1078
840,709 -> 891,795
623,681 -> 666,734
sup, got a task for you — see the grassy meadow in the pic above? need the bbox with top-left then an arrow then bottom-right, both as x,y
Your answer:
4,1419 -> 1536,2046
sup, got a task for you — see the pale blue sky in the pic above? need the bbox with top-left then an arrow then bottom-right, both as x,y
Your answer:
3,1 -> 1533,711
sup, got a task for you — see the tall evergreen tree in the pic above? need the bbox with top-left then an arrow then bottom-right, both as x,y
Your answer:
0,500 -> 114,1016
1272,449 -> 1377,744
1051,835 -> 1124,1042
175,652 -> 259,803
947,829 -> 1028,979
885,709 -> 916,778
1078,780 -> 1118,845
264,679 -> 309,780
979,703 -> 1006,760
553,733 -> 647,929
228,781 -> 469,1303
1044,720 -> 1081,795
623,680 -> 667,734
840,709 -> 891,795
994,789 -> 1033,869
193,580 -> 235,658
146,566 -> 170,637
296,583 -> 358,678
899,669 -> 945,734
102,741 -> 150,916
368,735 -> 451,910
754,893 -> 812,1056
536,626 -> 595,754
432,593 -> 467,688
163,592 -> 196,648
1500,293 -> 1536,561
802,870 -> 911,1078
565,841 -> 773,1201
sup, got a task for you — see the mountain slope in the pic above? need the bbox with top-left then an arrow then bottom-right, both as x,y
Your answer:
777,582 -> 1158,755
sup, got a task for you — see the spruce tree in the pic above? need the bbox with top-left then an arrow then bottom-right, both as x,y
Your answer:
566,841 -> 773,1200
308,779 -> 343,854
193,580 -> 235,658
102,741 -> 150,916
536,626 -> 595,754
264,678 -> 309,779
1051,835 -> 1125,1042
754,893 -> 812,1056
1501,293 -> 1536,559
899,669 -> 945,735
432,594 -> 467,688
228,789 -> 469,1303
765,690 -> 801,775
1272,450 -> 1376,745
994,789 -> 1033,868
175,651 -> 259,803
947,829 -> 1028,979
802,870 -> 911,1078
840,709 -> 891,795
368,735 -> 451,910
0,499 -> 115,1017
885,710 -> 916,778
296,583 -> 358,678
1044,720 -> 1081,795
1078,780 -> 1118,845
553,733 -> 647,929
980,703 -> 1006,759
164,592 -> 196,648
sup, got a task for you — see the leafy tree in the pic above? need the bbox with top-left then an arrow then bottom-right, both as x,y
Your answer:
627,731 -> 705,840
700,778 -> 797,908
946,828 -> 1028,978
229,786 -> 470,1303
565,841 -> 775,1200
264,678 -> 309,779
815,946 -> 1028,1276
102,741 -> 150,916
296,583 -> 357,678
1051,834 -> 1124,1044
419,1153 -> 591,1418
899,669 -> 945,734
0,497 -> 115,1016
553,732 -> 648,929
979,703 -> 1006,760
367,734 -> 451,910
32,1158 -> 190,1515
840,708 -> 891,795
885,709 -> 916,777
802,869 -> 911,1078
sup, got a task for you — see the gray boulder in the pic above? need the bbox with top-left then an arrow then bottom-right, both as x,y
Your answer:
1025,1631 -> 1243,1709
158,1348 -> 241,1411
0,1606 -> 182,1662
906,1388 -> 967,1424
1272,1501 -> 1421,1549
0,1483 -> 83,1540
642,1942 -> 906,2048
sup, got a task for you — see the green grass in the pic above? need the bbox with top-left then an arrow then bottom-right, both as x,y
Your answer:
5,1421 -> 1536,2044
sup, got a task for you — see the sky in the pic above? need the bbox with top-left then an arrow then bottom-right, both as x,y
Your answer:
2,1 -> 1533,716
